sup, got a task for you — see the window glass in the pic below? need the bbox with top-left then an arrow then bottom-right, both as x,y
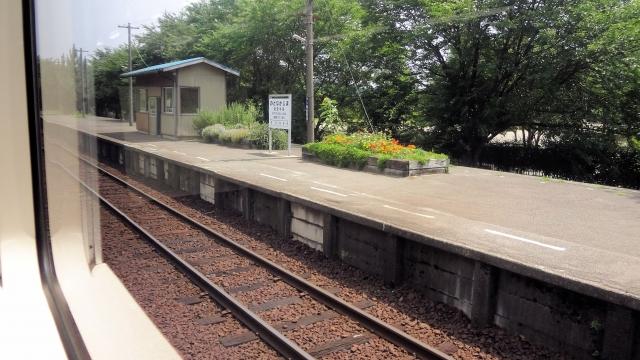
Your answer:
163,87 -> 173,113
138,88 -> 147,112
180,87 -> 199,114
26,0 -> 640,358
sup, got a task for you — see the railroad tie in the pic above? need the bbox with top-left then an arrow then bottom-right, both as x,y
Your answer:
175,295 -> 206,306
248,296 -> 303,313
219,299 -> 375,347
195,315 -> 227,326
307,333 -> 373,358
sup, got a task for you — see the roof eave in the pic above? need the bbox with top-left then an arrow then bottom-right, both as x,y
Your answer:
120,57 -> 240,78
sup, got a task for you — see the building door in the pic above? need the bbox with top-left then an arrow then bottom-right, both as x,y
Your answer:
148,96 -> 161,135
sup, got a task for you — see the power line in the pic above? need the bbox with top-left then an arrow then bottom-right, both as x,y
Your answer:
324,7 -> 374,132
339,48 -> 374,132
133,41 -> 150,68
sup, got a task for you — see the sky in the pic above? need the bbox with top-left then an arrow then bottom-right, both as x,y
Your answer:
36,0 -> 197,58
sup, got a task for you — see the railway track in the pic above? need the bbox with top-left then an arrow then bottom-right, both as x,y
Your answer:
56,156 -> 450,360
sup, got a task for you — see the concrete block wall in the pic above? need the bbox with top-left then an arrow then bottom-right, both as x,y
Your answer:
178,168 -> 199,194
149,158 -> 158,180
252,191 -> 290,237
495,271 -> 605,358
214,179 -> 243,213
334,218 -> 387,277
137,154 -> 146,176
290,203 -> 324,251
200,174 -> 215,204
403,241 -> 475,316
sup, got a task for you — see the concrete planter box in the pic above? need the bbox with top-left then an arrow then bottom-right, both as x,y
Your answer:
302,149 -> 449,177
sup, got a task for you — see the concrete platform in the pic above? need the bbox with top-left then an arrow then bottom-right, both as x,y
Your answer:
46,115 -> 640,358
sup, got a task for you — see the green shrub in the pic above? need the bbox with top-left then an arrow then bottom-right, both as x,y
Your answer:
304,143 -> 369,168
202,124 -> 226,142
248,123 -> 269,148
194,102 -> 260,134
193,111 -> 217,134
272,128 -> 288,150
247,123 -> 288,150
221,128 -> 250,144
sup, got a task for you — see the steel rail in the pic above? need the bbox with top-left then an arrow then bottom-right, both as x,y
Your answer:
53,160 -> 314,360
83,158 -> 450,360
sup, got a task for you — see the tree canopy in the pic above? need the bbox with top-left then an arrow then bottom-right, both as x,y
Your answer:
90,0 -> 640,187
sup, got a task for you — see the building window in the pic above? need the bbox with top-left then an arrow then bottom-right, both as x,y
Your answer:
163,87 -> 174,113
138,88 -> 147,112
180,87 -> 199,114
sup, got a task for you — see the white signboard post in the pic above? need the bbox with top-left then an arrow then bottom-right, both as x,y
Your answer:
268,94 -> 292,155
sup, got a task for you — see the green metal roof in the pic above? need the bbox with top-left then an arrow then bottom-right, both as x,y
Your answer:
120,57 -> 240,77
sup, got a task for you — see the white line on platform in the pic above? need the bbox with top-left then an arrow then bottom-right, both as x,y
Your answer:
310,187 -> 348,197
196,156 -> 210,161
383,205 -> 435,219
484,229 -> 566,251
260,173 -> 288,182
312,181 -> 339,189
262,164 -> 307,176
172,150 -> 186,156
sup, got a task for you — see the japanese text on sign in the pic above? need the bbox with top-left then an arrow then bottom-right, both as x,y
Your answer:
268,94 -> 292,130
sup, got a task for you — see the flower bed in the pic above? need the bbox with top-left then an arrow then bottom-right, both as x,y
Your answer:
302,133 -> 449,177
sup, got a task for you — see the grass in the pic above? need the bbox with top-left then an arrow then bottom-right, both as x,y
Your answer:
196,102 -> 287,150
193,102 -> 259,134
303,132 -> 448,170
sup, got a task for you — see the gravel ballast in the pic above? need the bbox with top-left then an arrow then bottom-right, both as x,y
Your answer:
93,160 -> 569,359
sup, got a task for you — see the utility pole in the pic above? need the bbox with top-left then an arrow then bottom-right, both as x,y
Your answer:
74,47 -> 89,116
118,22 -> 139,126
305,0 -> 315,143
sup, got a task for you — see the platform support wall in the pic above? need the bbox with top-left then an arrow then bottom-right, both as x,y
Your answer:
602,304 -> 636,360
470,261 -> 498,327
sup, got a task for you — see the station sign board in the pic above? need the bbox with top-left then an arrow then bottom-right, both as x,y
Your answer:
268,94 -> 292,130
268,94 -> 292,154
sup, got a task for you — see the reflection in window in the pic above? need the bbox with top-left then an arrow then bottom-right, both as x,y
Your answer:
180,87 -> 199,114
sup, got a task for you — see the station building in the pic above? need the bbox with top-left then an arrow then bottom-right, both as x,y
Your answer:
121,57 -> 240,138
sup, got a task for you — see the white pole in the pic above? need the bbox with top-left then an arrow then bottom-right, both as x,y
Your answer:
268,128 -> 273,153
